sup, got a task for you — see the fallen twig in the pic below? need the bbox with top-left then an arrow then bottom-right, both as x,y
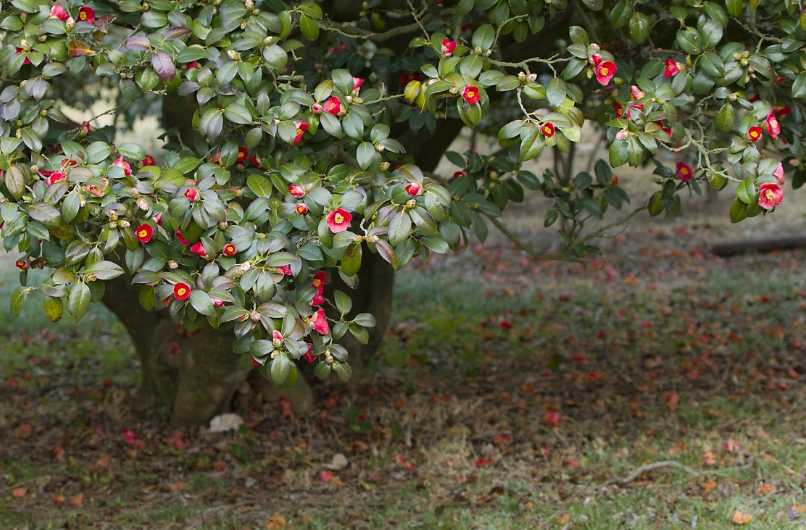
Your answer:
602,458 -> 753,488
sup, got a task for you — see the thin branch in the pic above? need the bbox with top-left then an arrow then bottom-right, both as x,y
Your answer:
483,213 -> 585,263
580,203 -> 646,243
321,8 -> 456,42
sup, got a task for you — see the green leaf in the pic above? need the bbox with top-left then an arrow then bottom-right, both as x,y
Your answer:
609,140 -> 628,167
715,103 -> 735,132
334,290 -> 352,315
629,12 -> 650,44
546,78 -> 566,107
5,165 -> 26,200
736,177 -> 755,204
333,361 -> 352,382
299,14 -> 319,40
271,354 -> 292,386
729,197 -> 748,223
610,0 -> 632,27
189,290 -> 215,316
83,260 -> 125,280
11,287 -> 30,317
472,24 -> 495,51
223,104 -> 253,125
793,74 -> 806,98
43,296 -> 64,323
247,174 -> 273,198
356,142 -> 375,170
388,211 -> 412,246
341,242 -> 362,276
67,282 -> 91,321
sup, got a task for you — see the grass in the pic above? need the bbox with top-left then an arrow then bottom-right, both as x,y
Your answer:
2,241 -> 806,529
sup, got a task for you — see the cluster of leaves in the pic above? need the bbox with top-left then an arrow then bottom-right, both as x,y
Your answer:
0,0 -> 801,388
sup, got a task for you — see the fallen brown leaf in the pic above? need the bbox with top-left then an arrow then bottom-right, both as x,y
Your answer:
731,510 -> 753,525
70,492 -> 84,507
51,494 -> 66,505
11,487 -> 26,498
758,483 -> 773,495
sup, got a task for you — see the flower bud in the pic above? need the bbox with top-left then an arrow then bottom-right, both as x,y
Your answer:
138,198 -> 149,211
119,220 -> 130,228
250,311 -> 261,322
405,199 -> 416,209
218,221 -> 228,229
168,260 -> 179,269
239,262 -> 252,273
379,162 -> 390,171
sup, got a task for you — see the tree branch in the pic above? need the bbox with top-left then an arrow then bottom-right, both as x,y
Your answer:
321,8 -> 456,42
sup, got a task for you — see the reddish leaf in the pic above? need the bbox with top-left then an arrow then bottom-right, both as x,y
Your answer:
152,52 -> 176,83
68,40 -> 92,57
125,35 -> 151,51
164,27 -> 191,41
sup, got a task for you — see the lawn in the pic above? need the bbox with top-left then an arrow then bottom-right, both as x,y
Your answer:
2,212 -> 806,529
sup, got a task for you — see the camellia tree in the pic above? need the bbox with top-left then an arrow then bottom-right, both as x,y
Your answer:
0,0 -> 802,424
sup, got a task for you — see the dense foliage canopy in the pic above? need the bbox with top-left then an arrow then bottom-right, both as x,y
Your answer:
0,0 -> 802,388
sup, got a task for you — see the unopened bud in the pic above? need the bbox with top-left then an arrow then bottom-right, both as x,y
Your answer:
250,311 -> 261,322
405,199 -> 416,209
168,260 -> 179,269
138,198 -> 149,211
218,221 -> 228,229
379,162 -> 390,171
239,262 -> 252,273
119,220 -> 130,228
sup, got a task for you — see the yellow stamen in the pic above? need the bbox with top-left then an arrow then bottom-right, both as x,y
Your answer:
334,214 -> 344,223
600,67 -> 608,76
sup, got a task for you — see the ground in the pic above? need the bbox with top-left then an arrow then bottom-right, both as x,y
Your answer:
2,165 -> 806,529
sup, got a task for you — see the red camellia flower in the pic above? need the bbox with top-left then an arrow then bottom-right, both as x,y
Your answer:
222,244 -> 237,256
663,59 -> 681,78
774,161 -> 785,185
676,162 -> 693,182
46,172 -> 66,186
288,184 -> 305,198
766,111 -> 781,139
15,260 -> 29,271
250,155 -> 260,168
406,182 -> 422,196
462,86 -> 480,104
152,212 -> 163,225
142,154 -> 156,166
136,224 -> 153,243
184,188 -> 198,201
278,265 -> 292,275
173,283 -> 191,301
112,156 -> 132,175
236,146 -> 248,163
311,290 -> 324,306
441,38 -> 456,56
15,48 -> 31,65
311,271 -> 327,290
595,61 -> 617,85
79,121 -> 92,135
326,208 -> 352,233
352,77 -> 364,92
50,4 -> 69,20
296,203 -> 308,215
589,53 -> 602,66
293,121 -> 309,145
746,126 -> 762,142
190,241 -> 207,257
185,60 -> 200,70
78,6 -> 95,23
324,96 -> 341,115
613,103 -> 625,118
541,122 -> 555,138
175,229 -> 191,246
311,309 -> 329,334
758,182 -> 783,210
400,72 -> 421,85
302,344 -> 316,363
773,105 -> 792,117
453,171 -> 467,179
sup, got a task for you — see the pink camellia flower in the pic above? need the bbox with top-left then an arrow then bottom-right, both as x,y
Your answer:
676,162 -> 693,182
630,85 -> 645,100
112,156 -> 132,175
746,126 -> 762,142
175,229 -> 191,246
462,86 -> 481,104
78,6 -> 95,23
758,182 -> 783,210
326,208 -> 352,233
185,60 -> 200,70
79,121 -> 92,135
293,121 -> 309,145
773,161 -> 785,184
278,265 -> 292,275
654,120 -> 673,139
441,38 -> 456,56
302,344 -> 316,363
296,203 -> 308,215
46,172 -> 66,186
152,212 -> 163,225
288,184 -> 305,198
184,188 -> 198,201
766,111 -> 781,139
589,53 -> 602,66
50,4 -> 69,21
211,298 -> 225,307
312,103 -> 323,113
352,77 -> 364,93
613,103 -> 625,118
311,290 -> 324,306
405,182 -> 422,196
272,330 -> 283,345
595,61 -> 617,85
311,309 -> 329,334
324,96 -> 341,115
190,241 -> 207,257
663,59 -> 682,78
142,154 -> 156,166
16,259 -> 29,271
616,129 -> 629,141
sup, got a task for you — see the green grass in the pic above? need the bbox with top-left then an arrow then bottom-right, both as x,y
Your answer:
2,252 -> 806,529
